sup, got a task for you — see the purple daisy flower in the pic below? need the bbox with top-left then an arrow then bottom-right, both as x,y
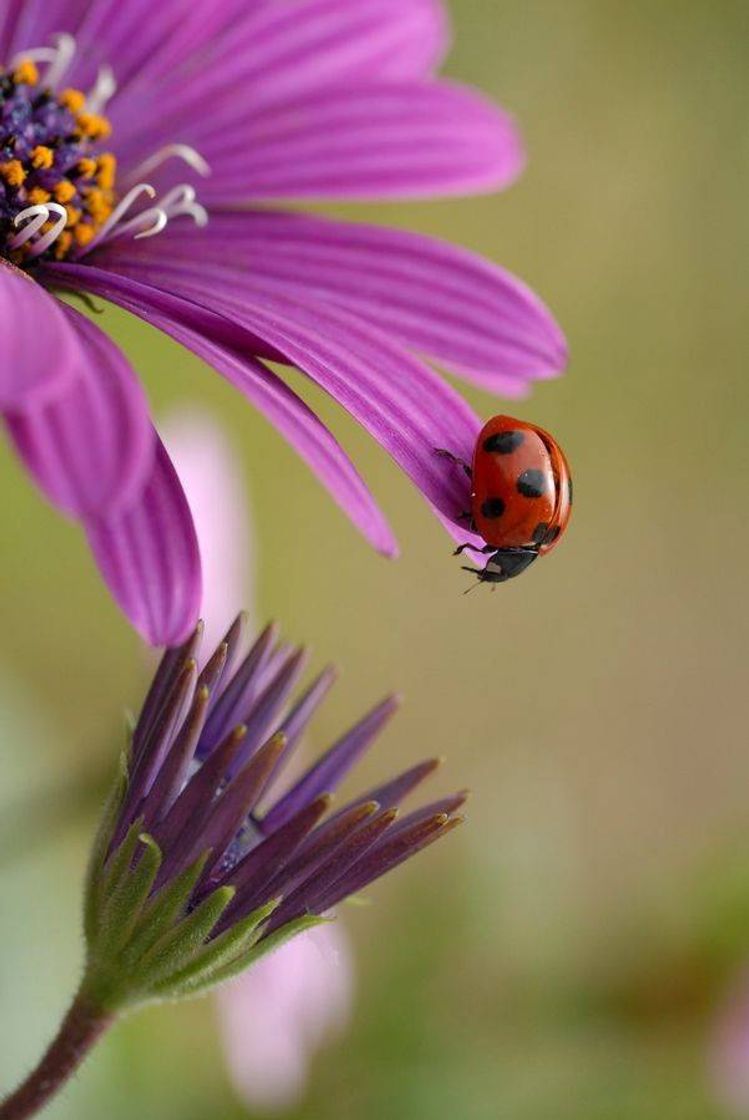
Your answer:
0,0 -> 567,645
0,613 -> 464,1119
109,612 -> 464,938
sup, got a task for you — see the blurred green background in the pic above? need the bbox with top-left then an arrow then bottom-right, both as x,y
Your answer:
2,1 -> 749,1117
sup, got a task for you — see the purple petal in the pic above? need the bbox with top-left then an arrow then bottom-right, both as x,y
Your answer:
174,734 -> 287,883
5,305 -> 155,517
138,676 -> 210,828
198,623 -> 280,757
153,724 -> 249,886
297,811 -> 461,919
132,623 -> 204,762
259,801 -> 381,908
262,696 -> 400,834
320,757 -> 442,830
99,211 -> 567,390
267,809 -> 398,931
140,684 -> 211,827
45,263 -> 397,557
84,436 -> 202,647
228,0 -> 450,88
46,262 -> 482,551
273,666 -> 339,768
0,1 -> 246,98
115,658 -> 198,846
226,648 -> 309,775
177,81 -> 524,204
218,795 -> 333,922
0,264 -> 78,409
111,0 -> 450,175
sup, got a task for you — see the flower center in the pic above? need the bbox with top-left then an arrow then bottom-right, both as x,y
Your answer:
0,54 -> 117,265
0,35 -> 210,268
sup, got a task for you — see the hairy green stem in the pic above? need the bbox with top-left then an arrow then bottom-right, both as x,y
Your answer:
0,990 -> 115,1120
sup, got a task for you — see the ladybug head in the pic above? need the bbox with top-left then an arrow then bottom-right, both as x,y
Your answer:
463,547 -> 539,585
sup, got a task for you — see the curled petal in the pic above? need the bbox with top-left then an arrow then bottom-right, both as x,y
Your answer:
85,437 -> 202,646
6,305 -> 154,517
46,262 -> 398,557
0,263 -> 79,409
46,263 -> 482,547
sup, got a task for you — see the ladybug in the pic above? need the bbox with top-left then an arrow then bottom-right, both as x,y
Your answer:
439,415 -> 572,584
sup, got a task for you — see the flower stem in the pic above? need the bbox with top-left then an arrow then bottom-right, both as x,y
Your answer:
0,990 -> 115,1120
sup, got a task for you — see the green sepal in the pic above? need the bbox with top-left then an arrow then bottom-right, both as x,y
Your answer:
127,885 -> 236,996
85,816 -> 142,947
121,850 -> 212,967
83,743 -> 131,944
149,897 -> 281,1000
95,834 -> 162,958
177,915 -> 330,998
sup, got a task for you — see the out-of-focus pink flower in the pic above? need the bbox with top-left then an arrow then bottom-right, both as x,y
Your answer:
163,408 -> 355,1113
161,408 -> 253,655
217,922 -> 353,1114
709,969 -> 749,1117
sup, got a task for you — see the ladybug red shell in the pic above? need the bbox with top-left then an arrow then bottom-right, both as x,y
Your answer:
451,415 -> 572,584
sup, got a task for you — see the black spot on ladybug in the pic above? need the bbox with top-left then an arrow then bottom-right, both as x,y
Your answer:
480,497 -> 506,519
544,525 -> 562,544
532,522 -> 550,544
483,430 -> 525,455
568,477 -> 573,505
517,469 -> 546,498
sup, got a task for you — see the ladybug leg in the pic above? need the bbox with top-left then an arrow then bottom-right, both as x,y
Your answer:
453,542 -> 495,557
434,448 -> 472,480
456,510 -> 474,524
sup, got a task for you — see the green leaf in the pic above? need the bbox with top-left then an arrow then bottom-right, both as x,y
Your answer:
148,898 -> 281,999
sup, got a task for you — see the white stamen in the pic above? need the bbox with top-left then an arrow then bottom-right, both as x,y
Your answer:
80,183 -> 157,254
126,144 -> 212,183
87,65 -> 117,113
11,33 -> 78,89
77,177 -> 209,257
26,205 -> 69,258
110,206 -> 168,241
9,205 -> 51,249
156,184 -> 209,227
9,203 -> 67,255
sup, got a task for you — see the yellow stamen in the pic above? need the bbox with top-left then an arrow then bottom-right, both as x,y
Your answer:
27,186 -> 51,206
0,160 -> 26,187
59,88 -> 86,114
12,60 -> 39,86
52,179 -> 77,204
76,158 -> 97,179
64,205 -> 82,228
74,223 -> 95,248
96,153 -> 117,190
84,188 -> 112,223
76,112 -> 112,141
53,231 -> 74,260
30,145 -> 54,170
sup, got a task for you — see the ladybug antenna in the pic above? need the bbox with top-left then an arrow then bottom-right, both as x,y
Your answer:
462,580 -> 482,596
